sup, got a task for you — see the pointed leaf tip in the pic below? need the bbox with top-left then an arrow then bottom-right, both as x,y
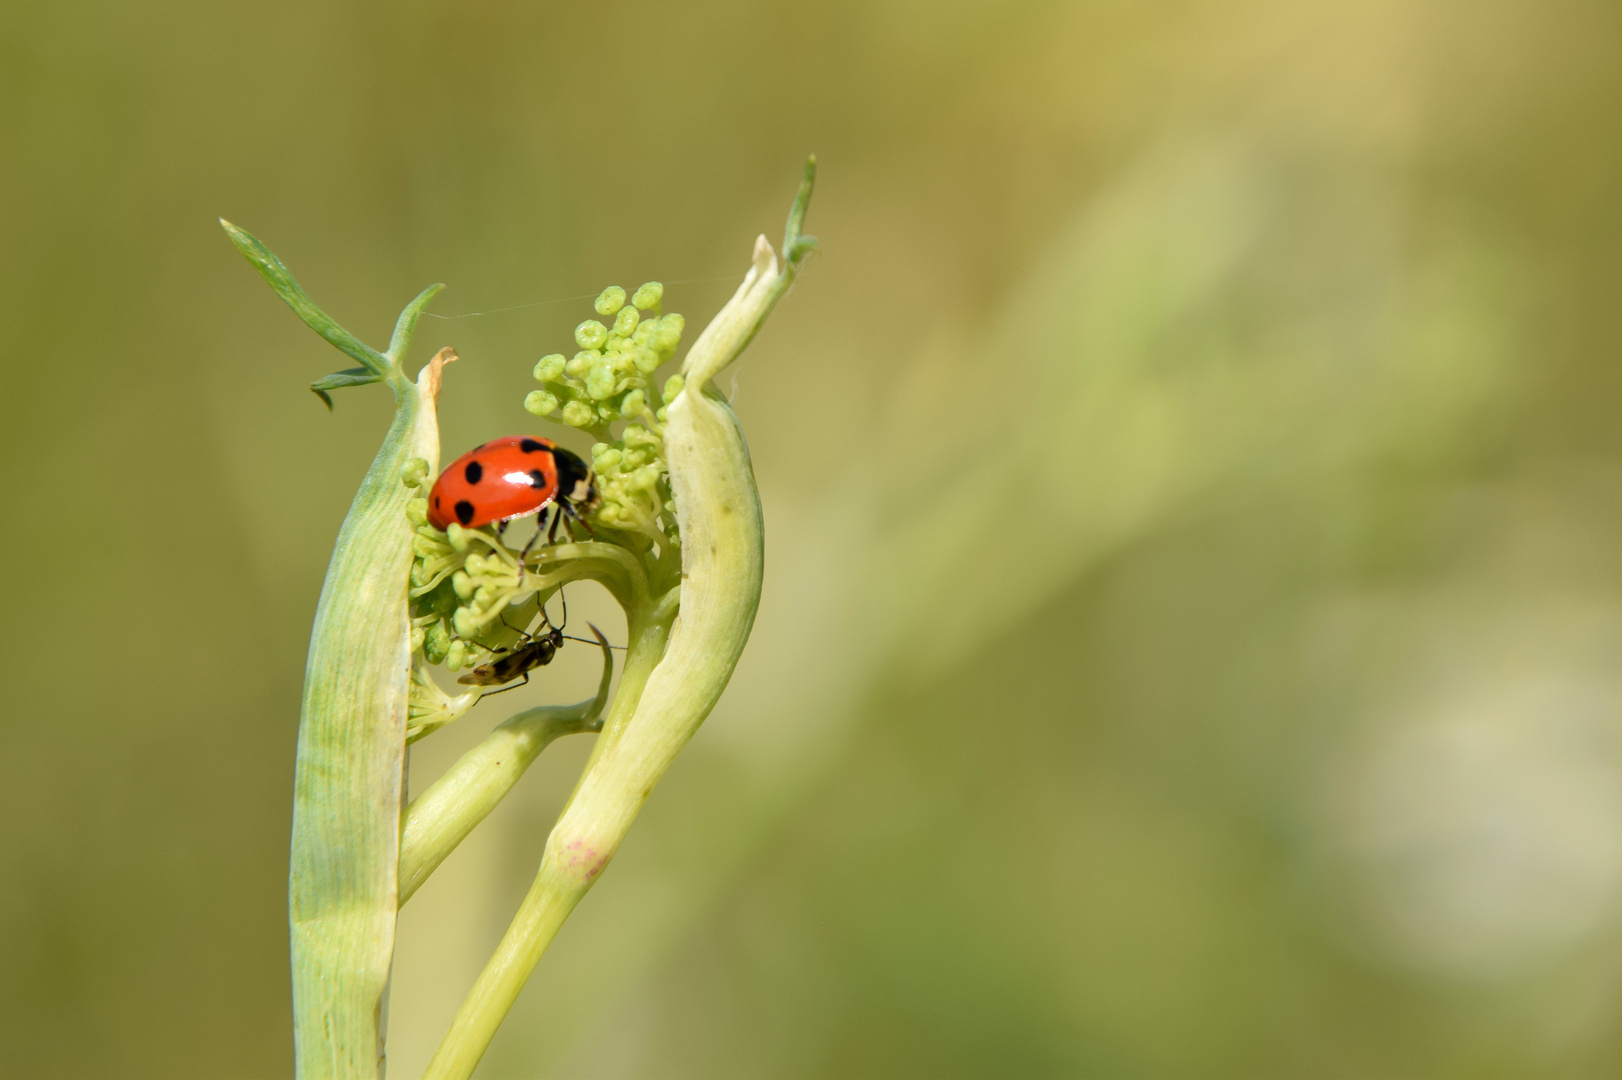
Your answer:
783,156 -> 818,270
309,366 -> 384,409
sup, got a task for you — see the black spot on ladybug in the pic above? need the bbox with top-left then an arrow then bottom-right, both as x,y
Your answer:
521,438 -> 545,454
464,461 -> 483,484
455,500 -> 475,525
529,469 -> 548,488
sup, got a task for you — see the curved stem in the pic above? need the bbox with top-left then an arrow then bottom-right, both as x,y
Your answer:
420,610 -> 673,1080
527,540 -> 651,610
398,635 -> 614,905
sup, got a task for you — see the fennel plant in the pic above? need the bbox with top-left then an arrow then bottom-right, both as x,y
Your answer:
225,160 -> 816,1079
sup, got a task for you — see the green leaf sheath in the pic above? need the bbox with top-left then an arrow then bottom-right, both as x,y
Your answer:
289,383 -> 418,1080
223,220 -> 452,1079
291,360 -> 445,1080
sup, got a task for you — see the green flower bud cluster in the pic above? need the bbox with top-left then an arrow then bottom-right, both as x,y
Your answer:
524,283 -> 684,438
589,419 -> 678,541
522,284 -> 690,545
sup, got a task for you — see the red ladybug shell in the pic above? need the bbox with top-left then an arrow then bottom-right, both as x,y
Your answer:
428,436 -> 571,530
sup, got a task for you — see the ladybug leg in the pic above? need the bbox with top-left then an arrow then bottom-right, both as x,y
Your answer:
514,510 -> 549,581
561,500 -> 594,539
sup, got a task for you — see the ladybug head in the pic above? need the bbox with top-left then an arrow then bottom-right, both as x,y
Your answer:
553,447 -> 599,512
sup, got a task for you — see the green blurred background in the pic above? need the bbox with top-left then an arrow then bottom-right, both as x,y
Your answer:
6,1 -> 1622,1076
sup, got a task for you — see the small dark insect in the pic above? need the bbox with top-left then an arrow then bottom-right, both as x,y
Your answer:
456,622 -> 566,690
457,593 -> 613,695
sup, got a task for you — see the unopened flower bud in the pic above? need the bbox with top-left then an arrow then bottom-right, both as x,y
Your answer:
562,400 -> 597,428
585,363 -> 618,401
525,390 -> 559,416
632,281 -> 663,310
533,354 -> 566,382
594,286 -> 626,316
612,306 -> 639,337
655,319 -> 683,356
424,622 -> 452,664
662,374 -> 685,404
452,570 -> 475,601
575,320 -> 609,350
406,498 -> 429,526
401,457 -> 430,487
623,423 -> 660,447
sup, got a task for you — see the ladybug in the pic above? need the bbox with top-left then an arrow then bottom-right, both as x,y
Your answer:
427,436 -> 597,552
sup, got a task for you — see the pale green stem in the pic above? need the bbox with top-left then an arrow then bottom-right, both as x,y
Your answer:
398,636 -> 615,905
419,615 -> 672,1080
568,606 -> 678,778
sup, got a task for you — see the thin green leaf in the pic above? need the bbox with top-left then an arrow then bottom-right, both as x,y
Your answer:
387,282 -> 447,361
309,367 -> 383,411
220,218 -> 390,376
